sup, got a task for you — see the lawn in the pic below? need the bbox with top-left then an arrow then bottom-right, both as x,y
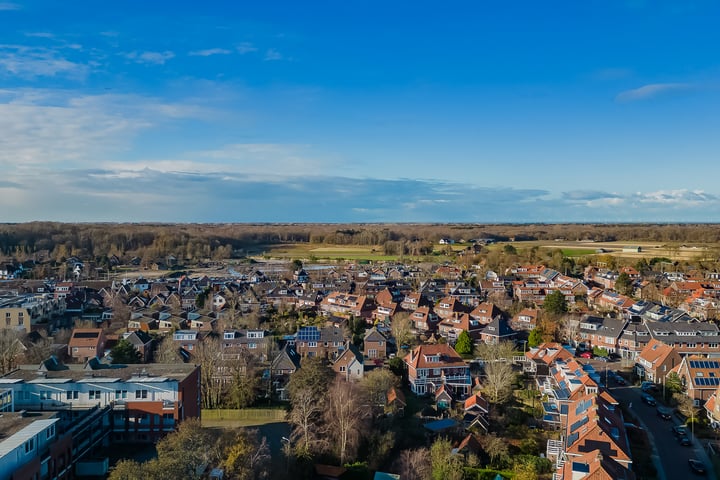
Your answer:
558,248 -> 596,257
201,408 -> 287,428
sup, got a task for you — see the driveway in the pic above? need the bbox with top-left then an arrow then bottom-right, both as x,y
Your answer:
608,382 -> 716,479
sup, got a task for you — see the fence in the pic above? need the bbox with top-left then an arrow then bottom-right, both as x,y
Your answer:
202,408 -> 287,423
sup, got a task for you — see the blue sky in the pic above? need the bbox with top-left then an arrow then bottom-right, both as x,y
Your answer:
1,1 -> 719,222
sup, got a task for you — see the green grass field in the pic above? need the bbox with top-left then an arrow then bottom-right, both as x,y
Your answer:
558,248 -> 597,257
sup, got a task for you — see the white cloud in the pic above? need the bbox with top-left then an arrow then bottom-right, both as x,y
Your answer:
0,88 -> 214,171
189,48 -> 232,57
237,42 -> 258,54
615,83 -> 692,102
264,48 -> 283,61
124,50 -> 175,65
0,44 -> 87,79
0,2 -> 20,10
633,189 -> 717,206
24,32 -> 54,38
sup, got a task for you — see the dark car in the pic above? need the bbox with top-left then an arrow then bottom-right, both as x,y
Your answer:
615,376 -> 627,386
641,393 -> 657,406
688,459 -> 706,474
673,424 -> 688,437
657,406 -> 673,420
678,434 -> 692,446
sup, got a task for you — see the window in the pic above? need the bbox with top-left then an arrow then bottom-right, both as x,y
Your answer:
308,342 -> 317,348
66,391 -> 79,400
248,343 -> 257,349
368,349 -> 377,358
340,366 -> 346,372
115,390 -> 127,399
25,438 -> 34,453
135,389 -> 148,399
89,390 -> 101,400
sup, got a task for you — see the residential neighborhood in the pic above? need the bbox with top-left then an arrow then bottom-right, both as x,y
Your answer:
2,240 -> 720,479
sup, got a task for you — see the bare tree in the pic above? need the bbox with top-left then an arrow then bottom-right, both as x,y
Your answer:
154,336 -> 183,363
0,329 -> 23,374
482,360 -> 515,405
325,379 -> 369,465
391,311 -> 415,347
196,337 -> 224,408
482,433 -> 509,467
392,448 -> 431,480
22,332 -> 55,364
288,386 -> 326,458
474,340 -> 515,362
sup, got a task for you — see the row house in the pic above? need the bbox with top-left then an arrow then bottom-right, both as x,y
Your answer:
672,356 -> 720,406
563,392 -> 631,469
1,293 -> 66,332
634,339 -> 681,382
319,292 -> 373,320
646,320 -> 720,356
556,392 -> 633,480
680,295 -> 720,321
404,344 -> 471,397
0,362 -> 200,444
294,326 -> 346,360
537,355 -> 599,427
578,315 -> 628,354
616,323 -> 651,361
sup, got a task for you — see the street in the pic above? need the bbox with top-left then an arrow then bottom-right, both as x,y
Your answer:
608,380 -> 717,479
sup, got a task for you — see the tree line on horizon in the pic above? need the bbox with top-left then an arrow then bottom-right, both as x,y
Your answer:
2,222 -> 720,263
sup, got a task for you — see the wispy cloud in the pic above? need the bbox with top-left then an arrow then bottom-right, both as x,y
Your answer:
633,189 -> 717,206
124,50 -> 175,65
237,42 -> 257,54
0,88 -> 215,170
615,82 -> 693,102
24,32 -> 55,38
189,48 -> 232,57
0,2 -> 20,10
0,44 -> 87,79
264,48 -> 283,61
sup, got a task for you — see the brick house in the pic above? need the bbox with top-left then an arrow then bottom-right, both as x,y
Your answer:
404,344 -> 471,397
68,328 -> 106,363
363,328 -> 387,360
634,339 -> 681,382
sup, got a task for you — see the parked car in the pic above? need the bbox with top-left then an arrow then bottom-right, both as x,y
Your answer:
678,434 -> 692,446
657,406 -> 673,420
672,424 -> 688,437
688,458 -> 706,474
641,393 -> 657,406
579,351 -> 593,359
641,381 -> 659,393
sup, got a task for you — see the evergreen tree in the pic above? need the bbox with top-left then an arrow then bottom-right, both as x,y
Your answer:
110,339 -> 141,364
454,331 -> 473,356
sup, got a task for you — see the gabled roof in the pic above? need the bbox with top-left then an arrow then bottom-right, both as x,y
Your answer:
562,449 -> 636,480
364,327 -> 387,343
404,343 -> 467,370
387,386 -> 406,407
637,339 -> 676,367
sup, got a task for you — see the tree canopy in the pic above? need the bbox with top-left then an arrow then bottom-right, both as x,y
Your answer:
110,339 -> 141,364
543,290 -> 568,315
454,330 -> 473,356
528,328 -> 543,348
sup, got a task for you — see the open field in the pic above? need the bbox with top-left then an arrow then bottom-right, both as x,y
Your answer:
201,408 -> 287,428
492,240 -> 714,262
